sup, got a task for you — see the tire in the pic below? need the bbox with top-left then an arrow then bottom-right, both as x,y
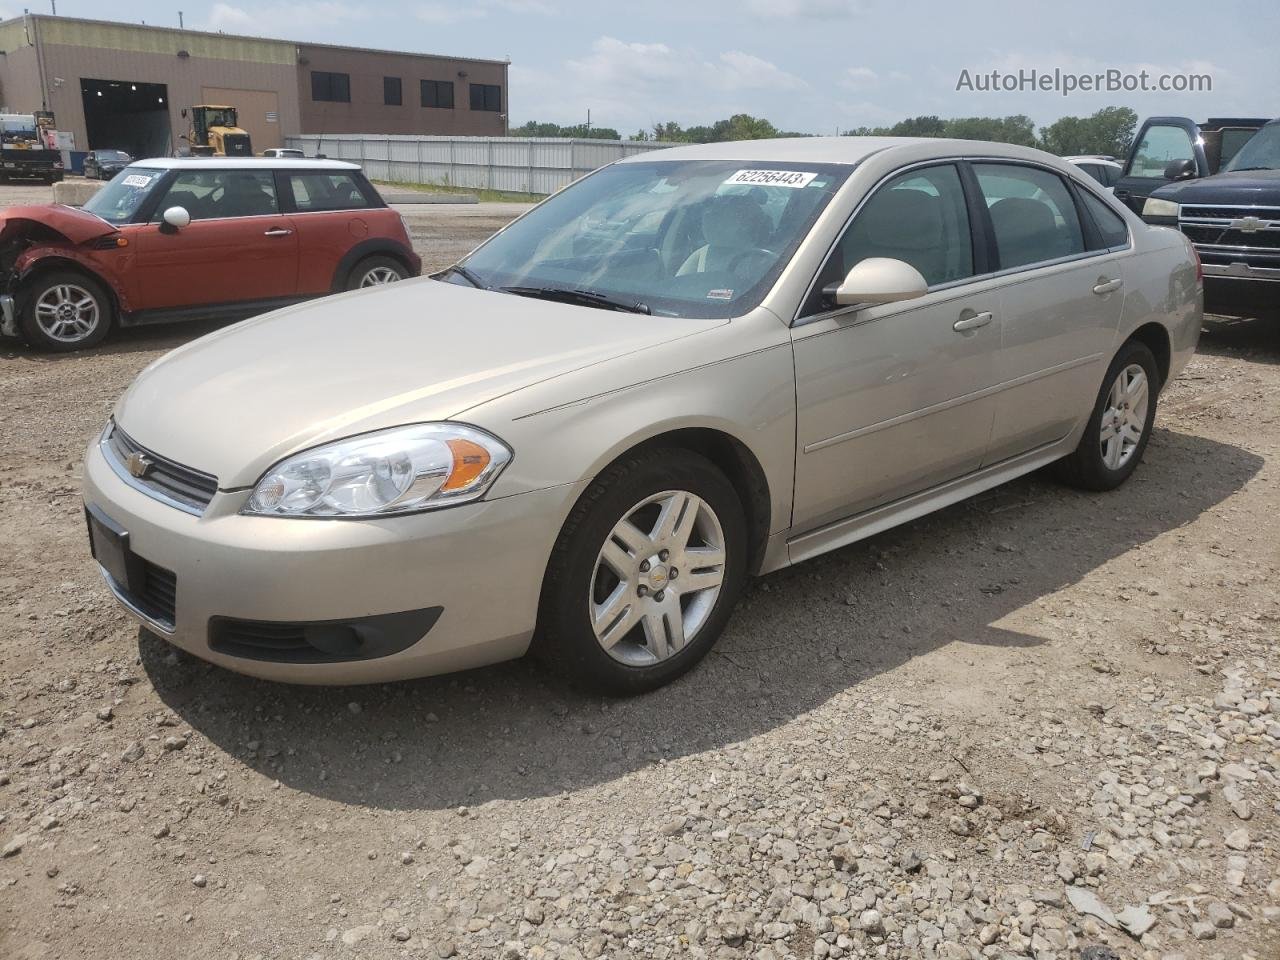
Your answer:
346,255 -> 408,291
536,448 -> 748,695
1051,339 -> 1159,491
17,269 -> 114,352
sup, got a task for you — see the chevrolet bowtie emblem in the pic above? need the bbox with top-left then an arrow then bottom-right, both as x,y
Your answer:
1230,216 -> 1267,233
125,451 -> 154,479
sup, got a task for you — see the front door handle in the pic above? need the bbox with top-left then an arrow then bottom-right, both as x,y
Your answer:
263,228 -> 293,237
952,310 -> 993,332
1093,277 -> 1123,295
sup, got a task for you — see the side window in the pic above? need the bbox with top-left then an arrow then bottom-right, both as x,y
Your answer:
288,172 -> 372,212
973,163 -> 1085,270
1125,124 -> 1195,178
807,164 -> 973,313
1079,190 -> 1130,249
157,170 -> 279,220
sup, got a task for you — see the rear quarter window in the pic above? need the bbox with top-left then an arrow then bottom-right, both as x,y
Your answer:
287,172 -> 373,211
1079,190 -> 1131,249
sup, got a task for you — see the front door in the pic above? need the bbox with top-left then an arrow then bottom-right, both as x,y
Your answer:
791,163 -> 1001,532
1113,117 -> 1202,214
129,168 -> 299,311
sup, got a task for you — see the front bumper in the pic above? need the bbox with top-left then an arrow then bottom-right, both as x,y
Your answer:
1202,265 -> 1280,319
83,436 -> 582,684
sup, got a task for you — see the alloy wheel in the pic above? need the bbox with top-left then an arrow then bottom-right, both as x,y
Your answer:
359,266 -> 402,287
34,283 -> 101,344
590,490 -> 727,666
1099,362 -> 1149,470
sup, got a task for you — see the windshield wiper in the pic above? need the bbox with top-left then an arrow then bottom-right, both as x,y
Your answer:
1229,166 -> 1277,172
442,264 -> 487,289
501,285 -> 651,315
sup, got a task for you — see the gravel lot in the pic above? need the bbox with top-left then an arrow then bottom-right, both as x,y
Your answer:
1,180 -> 1278,960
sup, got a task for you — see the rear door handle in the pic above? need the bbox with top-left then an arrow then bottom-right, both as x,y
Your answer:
952,310 -> 993,332
263,228 -> 293,237
1093,277 -> 1123,295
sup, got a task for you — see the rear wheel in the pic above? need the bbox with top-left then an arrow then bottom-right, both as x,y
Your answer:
537,448 -> 747,695
1051,339 -> 1159,491
346,255 -> 408,290
18,269 -> 113,352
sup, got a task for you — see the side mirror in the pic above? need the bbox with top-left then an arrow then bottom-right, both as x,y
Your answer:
1163,158 -> 1197,181
162,206 -> 191,230
823,257 -> 928,307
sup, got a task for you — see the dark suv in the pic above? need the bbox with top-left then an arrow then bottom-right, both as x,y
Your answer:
1136,118 -> 1280,321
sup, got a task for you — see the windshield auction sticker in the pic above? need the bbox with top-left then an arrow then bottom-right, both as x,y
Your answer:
724,169 -> 817,188
121,174 -> 154,187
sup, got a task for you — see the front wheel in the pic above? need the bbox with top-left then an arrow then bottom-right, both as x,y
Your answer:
18,270 -> 114,352
346,255 -> 408,290
1051,339 -> 1159,491
537,448 -> 748,695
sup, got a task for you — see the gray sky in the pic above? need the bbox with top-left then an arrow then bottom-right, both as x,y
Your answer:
19,0 -> 1279,135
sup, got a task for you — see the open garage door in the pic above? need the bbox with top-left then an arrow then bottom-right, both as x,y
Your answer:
81,79 -> 171,158
202,87 -> 282,153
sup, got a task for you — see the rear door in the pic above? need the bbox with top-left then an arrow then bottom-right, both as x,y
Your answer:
278,169 -> 381,294
130,168 -> 299,310
972,163 -> 1128,464
1114,117 -> 1203,214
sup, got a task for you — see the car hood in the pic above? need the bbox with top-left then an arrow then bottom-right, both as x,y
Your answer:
1152,168 -> 1280,205
114,278 -> 724,489
0,204 -> 118,245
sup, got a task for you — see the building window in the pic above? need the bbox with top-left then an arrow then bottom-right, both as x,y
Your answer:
469,83 -> 502,112
420,79 -> 454,109
311,71 -> 350,103
383,76 -> 402,106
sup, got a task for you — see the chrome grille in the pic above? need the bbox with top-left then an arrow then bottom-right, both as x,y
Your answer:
1179,204 -> 1280,256
103,423 -> 219,514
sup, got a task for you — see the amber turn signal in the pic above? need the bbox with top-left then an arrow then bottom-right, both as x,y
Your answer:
443,438 -> 491,491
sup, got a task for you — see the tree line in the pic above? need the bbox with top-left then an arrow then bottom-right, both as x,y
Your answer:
512,106 -> 1139,159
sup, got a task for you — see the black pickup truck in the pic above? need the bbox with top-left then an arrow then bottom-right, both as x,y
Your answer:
1129,117 -> 1279,321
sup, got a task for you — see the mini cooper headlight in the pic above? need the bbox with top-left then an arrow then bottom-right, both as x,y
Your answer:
244,423 -> 511,518
1142,197 -> 1180,219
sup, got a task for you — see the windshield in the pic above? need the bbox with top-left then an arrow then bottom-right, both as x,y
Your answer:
98,150 -> 131,161
204,109 -> 237,128
459,159 -> 852,318
1226,123 -> 1280,172
81,166 -> 166,223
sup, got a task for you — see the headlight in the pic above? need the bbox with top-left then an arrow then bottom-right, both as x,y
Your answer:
244,423 -> 511,518
1142,197 -> 1180,218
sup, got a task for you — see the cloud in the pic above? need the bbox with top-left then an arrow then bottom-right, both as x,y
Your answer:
416,0 -> 552,23
841,66 -> 878,90
415,3 -> 487,24
507,37 -> 808,133
743,0 -> 863,18
204,2 -> 362,34
567,37 -> 805,96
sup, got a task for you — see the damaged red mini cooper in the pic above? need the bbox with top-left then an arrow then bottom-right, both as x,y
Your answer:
0,157 -> 421,352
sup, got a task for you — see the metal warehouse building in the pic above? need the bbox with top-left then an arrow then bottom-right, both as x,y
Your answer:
0,14 -> 509,158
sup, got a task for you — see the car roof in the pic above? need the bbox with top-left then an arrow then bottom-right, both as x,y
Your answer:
126,157 -> 359,171
616,136 -> 1059,166
1065,156 -> 1121,166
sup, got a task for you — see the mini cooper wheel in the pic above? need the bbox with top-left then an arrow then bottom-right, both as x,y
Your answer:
18,269 -> 113,352
347,256 -> 408,290
538,448 -> 748,695
1052,339 -> 1159,491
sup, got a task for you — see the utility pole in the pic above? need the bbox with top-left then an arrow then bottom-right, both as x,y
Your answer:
50,0 -> 56,14
585,108 -> 590,137
179,11 -> 184,28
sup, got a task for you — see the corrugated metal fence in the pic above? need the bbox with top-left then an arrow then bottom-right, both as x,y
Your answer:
285,134 -> 669,195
